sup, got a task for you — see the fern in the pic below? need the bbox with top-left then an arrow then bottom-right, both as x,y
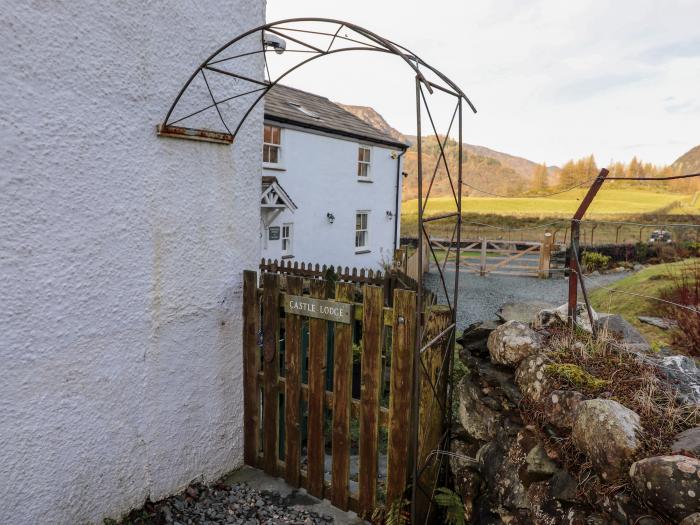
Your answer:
434,487 -> 466,525
371,498 -> 410,525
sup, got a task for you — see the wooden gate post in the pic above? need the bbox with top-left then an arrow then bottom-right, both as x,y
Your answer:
242,270 -> 260,466
386,288 -> 417,505
479,237 -> 487,276
538,232 -> 553,279
284,276 -> 304,487
358,285 -> 384,516
262,272 -> 281,476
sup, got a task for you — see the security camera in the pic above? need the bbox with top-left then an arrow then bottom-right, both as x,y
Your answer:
263,32 -> 286,54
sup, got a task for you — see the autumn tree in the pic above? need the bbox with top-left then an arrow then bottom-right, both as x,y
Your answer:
531,162 -> 549,193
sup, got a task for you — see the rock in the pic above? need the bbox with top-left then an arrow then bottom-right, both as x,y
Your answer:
514,354 -> 550,402
456,376 -> 503,441
590,270 -> 601,276
596,313 -> 650,352
629,455 -> 700,522
535,302 -> 598,333
613,266 -> 627,273
543,389 -> 584,431
548,469 -> 578,503
681,513 -> 700,525
487,321 -> 545,367
449,438 -> 482,522
459,348 -> 522,406
638,315 -> 678,330
525,444 -> 557,478
459,319 -> 500,357
672,427 -> 700,457
634,263 -> 644,271
477,434 -> 530,511
658,355 -> 700,405
571,399 -> 643,481
496,301 -> 555,324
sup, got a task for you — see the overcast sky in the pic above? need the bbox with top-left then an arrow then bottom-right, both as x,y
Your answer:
266,0 -> 699,167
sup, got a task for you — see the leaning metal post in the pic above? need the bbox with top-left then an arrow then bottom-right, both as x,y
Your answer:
411,75 -> 424,525
567,168 -> 609,326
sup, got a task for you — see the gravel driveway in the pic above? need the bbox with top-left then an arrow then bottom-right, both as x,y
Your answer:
425,266 -> 630,328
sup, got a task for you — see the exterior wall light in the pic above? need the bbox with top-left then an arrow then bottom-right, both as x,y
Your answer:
386,211 -> 394,220
326,212 -> 335,224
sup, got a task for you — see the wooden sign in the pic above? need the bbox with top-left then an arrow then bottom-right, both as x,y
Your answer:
269,226 -> 280,240
283,294 -> 353,324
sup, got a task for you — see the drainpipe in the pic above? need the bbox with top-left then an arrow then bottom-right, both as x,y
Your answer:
393,149 -> 406,250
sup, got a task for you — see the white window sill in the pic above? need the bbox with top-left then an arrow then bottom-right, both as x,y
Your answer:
357,178 -> 373,183
355,249 -> 371,255
263,162 -> 286,171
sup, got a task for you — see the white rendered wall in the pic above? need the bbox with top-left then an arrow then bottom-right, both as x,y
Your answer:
262,126 -> 403,269
0,2 -> 265,524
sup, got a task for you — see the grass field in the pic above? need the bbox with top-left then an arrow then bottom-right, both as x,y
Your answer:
402,189 -> 697,218
589,259 -> 697,347
401,189 -> 700,243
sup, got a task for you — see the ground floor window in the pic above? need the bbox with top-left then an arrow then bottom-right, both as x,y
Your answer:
282,223 -> 293,255
355,211 -> 368,250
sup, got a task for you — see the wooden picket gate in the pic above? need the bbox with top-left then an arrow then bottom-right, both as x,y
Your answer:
242,260 -> 450,520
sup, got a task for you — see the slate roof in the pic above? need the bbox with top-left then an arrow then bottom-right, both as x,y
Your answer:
264,84 -> 408,150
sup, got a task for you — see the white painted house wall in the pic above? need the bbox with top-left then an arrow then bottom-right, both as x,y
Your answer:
0,2 -> 264,524
262,125 -> 403,269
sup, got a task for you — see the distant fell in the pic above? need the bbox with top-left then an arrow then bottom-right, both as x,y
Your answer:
672,144 -> 700,175
336,104 -> 409,145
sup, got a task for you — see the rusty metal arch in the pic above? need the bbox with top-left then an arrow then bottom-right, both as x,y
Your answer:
159,18 -> 476,524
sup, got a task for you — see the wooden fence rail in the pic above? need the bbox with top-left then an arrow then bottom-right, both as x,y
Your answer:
242,266 -> 447,519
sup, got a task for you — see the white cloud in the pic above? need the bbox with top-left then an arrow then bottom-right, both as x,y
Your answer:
266,0 -> 700,166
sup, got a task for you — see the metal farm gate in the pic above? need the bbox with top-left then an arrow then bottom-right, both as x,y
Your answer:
242,261 -> 449,521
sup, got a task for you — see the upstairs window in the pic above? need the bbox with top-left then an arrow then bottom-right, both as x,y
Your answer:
282,223 -> 293,255
357,146 -> 371,178
263,125 -> 281,164
355,211 -> 369,249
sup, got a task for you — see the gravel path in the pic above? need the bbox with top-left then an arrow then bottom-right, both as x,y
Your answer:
425,266 -> 630,328
117,481 -> 335,525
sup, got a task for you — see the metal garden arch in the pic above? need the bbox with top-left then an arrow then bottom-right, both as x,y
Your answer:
158,18 -> 477,523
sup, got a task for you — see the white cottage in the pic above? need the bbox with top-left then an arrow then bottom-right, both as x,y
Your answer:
0,1 -> 265,523
260,85 -> 409,270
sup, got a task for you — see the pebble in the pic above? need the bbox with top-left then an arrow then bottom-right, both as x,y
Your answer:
119,481 -> 334,524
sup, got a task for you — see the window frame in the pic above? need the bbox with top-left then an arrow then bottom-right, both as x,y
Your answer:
263,124 -> 282,165
281,223 -> 293,256
355,211 -> 369,252
357,145 -> 372,180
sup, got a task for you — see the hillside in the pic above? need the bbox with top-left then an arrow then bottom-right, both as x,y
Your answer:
336,103 -> 409,144
339,104 -> 558,199
672,144 -> 700,175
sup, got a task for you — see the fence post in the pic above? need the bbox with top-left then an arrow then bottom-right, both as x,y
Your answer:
306,278 -> 328,498
331,282 -> 355,511
386,288 -> 416,505
358,285 -> 384,516
284,275 -> 303,487
538,232 -> 553,279
479,237 -> 487,276
242,270 -> 260,467
262,272 -> 281,476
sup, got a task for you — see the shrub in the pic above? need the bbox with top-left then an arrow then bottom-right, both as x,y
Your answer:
582,251 -> 611,272
660,261 -> 700,357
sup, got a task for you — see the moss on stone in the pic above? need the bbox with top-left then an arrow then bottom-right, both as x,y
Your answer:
545,363 -> 609,390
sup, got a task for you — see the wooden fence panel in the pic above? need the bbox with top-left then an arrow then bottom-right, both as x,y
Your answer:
242,270 -> 260,466
358,284 -> 384,515
306,278 -> 328,498
262,272 -> 280,476
331,282 -> 355,510
386,288 -> 417,504
284,275 -> 303,487
415,305 -> 452,523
